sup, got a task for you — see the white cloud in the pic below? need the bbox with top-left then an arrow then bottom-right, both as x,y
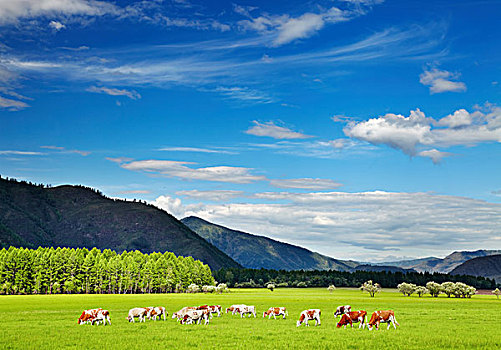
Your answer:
40,145 -> 90,156
158,147 -> 235,154
0,0 -> 119,24
151,190 -> 501,260
176,190 -> 244,201
152,195 -> 186,218
49,20 -> 65,30
269,178 -> 342,190
0,95 -> 29,110
245,121 -> 313,139
105,156 -> 134,163
0,150 -> 45,155
86,86 -> 141,100
343,106 -> 501,161
213,86 -> 275,104
418,149 -> 453,164
119,159 -> 266,184
419,68 -> 466,94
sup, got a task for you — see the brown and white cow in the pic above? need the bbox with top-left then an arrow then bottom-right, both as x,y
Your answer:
334,305 -> 351,317
296,309 -> 321,327
208,305 -> 222,317
234,305 -> 256,318
78,308 -> 110,326
148,306 -> 167,321
263,307 -> 288,319
127,308 -> 148,323
336,310 -> 367,329
172,306 -> 197,321
367,310 -> 399,330
180,309 -> 210,325
226,304 -> 246,314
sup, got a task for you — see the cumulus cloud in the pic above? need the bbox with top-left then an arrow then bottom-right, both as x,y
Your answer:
118,159 -> 266,184
245,121 -> 313,139
344,105 -> 501,162
86,86 -> 141,100
419,68 -> 466,94
151,190 -> 501,260
176,190 -> 244,201
269,178 -> 342,190
418,149 -> 453,164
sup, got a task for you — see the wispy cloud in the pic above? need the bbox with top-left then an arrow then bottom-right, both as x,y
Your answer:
0,95 -> 29,110
86,86 -> 141,100
269,178 -> 342,190
245,121 -> 313,139
158,146 -> 235,154
176,189 -> 244,201
49,20 -> 65,31
419,67 -> 466,94
213,86 -> 275,104
116,159 -> 266,184
0,150 -> 45,155
40,145 -> 90,156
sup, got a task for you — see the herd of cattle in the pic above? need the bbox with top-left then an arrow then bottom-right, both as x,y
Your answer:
77,304 -> 399,331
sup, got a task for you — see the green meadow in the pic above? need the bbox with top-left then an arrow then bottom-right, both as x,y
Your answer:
0,288 -> 499,349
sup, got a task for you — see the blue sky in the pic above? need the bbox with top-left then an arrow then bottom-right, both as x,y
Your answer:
0,0 -> 500,261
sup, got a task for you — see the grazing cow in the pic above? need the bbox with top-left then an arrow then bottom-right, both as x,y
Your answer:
367,310 -> 399,330
180,309 -> 210,325
263,307 -> 288,319
234,305 -> 256,318
208,305 -> 222,317
148,306 -> 167,321
296,309 -> 321,327
226,304 -> 246,314
78,308 -> 108,325
127,308 -> 148,323
91,309 -> 111,326
172,307 -> 197,321
336,311 -> 367,329
334,305 -> 351,317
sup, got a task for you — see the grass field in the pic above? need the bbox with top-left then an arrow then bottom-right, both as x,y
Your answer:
0,288 -> 500,349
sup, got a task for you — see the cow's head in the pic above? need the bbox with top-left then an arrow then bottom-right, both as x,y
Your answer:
336,314 -> 350,328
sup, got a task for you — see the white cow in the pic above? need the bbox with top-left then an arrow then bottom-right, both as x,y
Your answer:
92,309 -> 111,326
226,304 -> 246,314
236,305 -> 256,318
263,307 -> 288,319
127,308 -> 148,323
180,309 -> 210,325
148,306 -> 167,321
297,309 -> 321,327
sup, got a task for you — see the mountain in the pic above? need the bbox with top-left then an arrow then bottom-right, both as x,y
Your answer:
351,264 -> 416,274
181,216 -> 358,271
0,177 -> 240,270
450,254 -> 501,283
377,250 -> 501,273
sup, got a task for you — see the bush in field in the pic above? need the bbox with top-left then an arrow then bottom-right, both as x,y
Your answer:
441,282 -> 456,297
493,288 -> 500,299
296,281 -> 307,288
186,284 -> 200,293
202,285 -> 216,293
452,282 -> 476,298
426,281 -> 442,297
327,285 -> 336,293
277,282 -> 289,288
397,282 -> 416,296
216,283 -> 229,293
267,283 -> 275,292
360,280 -> 381,297
415,286 -> 428,297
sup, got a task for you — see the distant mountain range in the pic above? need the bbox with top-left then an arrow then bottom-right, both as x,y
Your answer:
0,178 -> 240,270
376,250 -> 501,274
181,216 -> 358,271
451,254 -> 501,283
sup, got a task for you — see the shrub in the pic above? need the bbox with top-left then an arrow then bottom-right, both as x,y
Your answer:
493,288 -> 500,299
441,282 -> 455,297
397,282 -> 416,296
415,286 -> 428,297
360,280 -> 381,297
426,281 -> 442,297
186,284 -> 200,293
267,283 -> 275,292
216,283 -> 228,293
327,285 -> 336,293
296,281 -> 307,288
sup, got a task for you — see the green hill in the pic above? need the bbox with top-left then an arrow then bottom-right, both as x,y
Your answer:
450,254 -> 501,283
181,216 -> 358,271
0,177 -> 240,270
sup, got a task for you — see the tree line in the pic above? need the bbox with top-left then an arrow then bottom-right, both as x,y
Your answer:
214,267 -> 496,289
0,246 -> 214,295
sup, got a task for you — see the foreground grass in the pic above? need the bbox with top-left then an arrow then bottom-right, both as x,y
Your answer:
0,288 -> 500,349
